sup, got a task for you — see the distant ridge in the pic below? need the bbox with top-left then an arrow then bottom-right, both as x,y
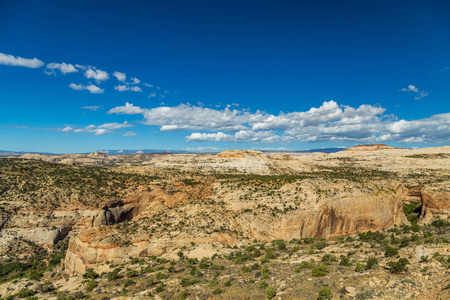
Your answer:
0,150 -> 55,157
0,147 -> 347,157
344,144 -> 395,151
95,149 -> 192,155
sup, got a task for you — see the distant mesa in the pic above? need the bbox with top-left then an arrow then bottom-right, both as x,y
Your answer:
87,151 -> 109,158
344,144 -> 395,152
217,149 -> 263,158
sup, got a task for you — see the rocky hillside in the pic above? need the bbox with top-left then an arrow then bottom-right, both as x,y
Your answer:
0,146 -> 449,299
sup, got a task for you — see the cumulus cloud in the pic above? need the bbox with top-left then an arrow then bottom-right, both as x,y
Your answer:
61,121 -> 132,136
400,84 -> 428,100
62,125 -> 111,136
69,83 -> 104,94
108,102 -> 265,132
81,105 -> 103,111
99,121 -> 134,130
414,90 -> 428,100
114,85 -> 142,92
108,102 -> 146,115
113,71 -> 127,82
108,100 -> 450,144
183,146 -> 220,152
400,84 -> 419,92
113,71 -> 140,85
123,131 -> 137,137
84,68 -> 109,82
0,53 -> 44,68
46,62 -> 78,74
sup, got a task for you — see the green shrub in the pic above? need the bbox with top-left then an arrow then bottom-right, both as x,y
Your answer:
339,255 -> 351,266
266,287 -> 276,299
155,272 -> 169,280
85,280 -> 97,292
365,257 -> 378,270
83,268 -> 99,279
15,288 -> 37,298
126,269 -> 139,278
106,268 -> 122,281
355,262 -> 364,272
258,280 -> 268,289
242,265 -> 251,273
272,240 -> 287,251
321,254 -> 337,265
180,277 -> 199,287
313,240 -> 327,250
355,289 -> 373,299
384,246 -> 398,257
387,258 -> 409,273
317,286 -> 332,299
124,279 -> 136,287
180,290 -> 189,300
311,265 -> 329,277
298,261 -> 313,269
155,282 -> 164,293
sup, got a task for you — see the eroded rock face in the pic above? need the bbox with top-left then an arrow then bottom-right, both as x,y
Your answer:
420,185 -> 450,220
64,226 -> 238,275
64,186 -> 411,275
232,190 -> 408,241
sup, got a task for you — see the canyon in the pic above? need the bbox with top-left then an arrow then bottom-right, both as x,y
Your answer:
0,145 -> 449,299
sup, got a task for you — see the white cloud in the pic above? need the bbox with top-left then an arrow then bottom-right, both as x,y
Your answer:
113,71 -> 140,85
0,53 -> 44,68
186,130 -> 286,143
148,92 -> 156,98
400,84 -> 428,100
253,147 -> 291,151
107,102 -> 146,114
62,125 -> 111,135
85,68 -> 109,82
400,84 -> 419,92
86,85 -> 104,94
183,146 -> 220,152
99,121 -> 133,130
68,83 -> 83,90
81,105 -> 102,111
61,121 -> 132,136
114,85 -> 142,92
69,83 -> 104,94
46,62 -> 78,74
414,90 -> 428,100
108,100 -> 450,144
144,83 -> 154,87
123,131 -> 137,137
115,85 -> 128,92
113,71 -> 127,82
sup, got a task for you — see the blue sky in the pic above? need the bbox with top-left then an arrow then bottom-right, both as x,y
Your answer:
1,0 -> 449,153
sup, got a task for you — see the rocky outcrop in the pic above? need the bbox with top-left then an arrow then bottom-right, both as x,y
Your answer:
233,190 -> 408,241
64,227 -> 238,275
217,150 -> 246,158
420,185 -> 450,220
344,144 -> 395,151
